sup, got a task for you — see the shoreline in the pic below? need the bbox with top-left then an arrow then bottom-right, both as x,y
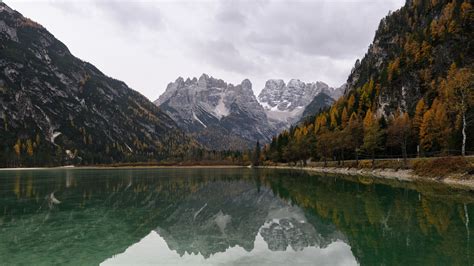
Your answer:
258,165 -> 474,190
0,165 -> 249,171
1,164 -> 472,190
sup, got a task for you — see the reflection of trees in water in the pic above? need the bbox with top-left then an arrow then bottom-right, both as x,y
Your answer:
259,170 -> 474,266
0,168 -> 472,265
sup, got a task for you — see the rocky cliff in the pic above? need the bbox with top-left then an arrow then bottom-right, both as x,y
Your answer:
258,79 -> 344,130
155,74 -> 275,150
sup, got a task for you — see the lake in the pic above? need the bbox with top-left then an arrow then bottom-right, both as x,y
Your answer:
0,168 -> 472,265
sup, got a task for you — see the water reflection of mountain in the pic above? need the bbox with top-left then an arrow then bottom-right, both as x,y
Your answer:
155,181 -> 345,258
0,168 -> 472,265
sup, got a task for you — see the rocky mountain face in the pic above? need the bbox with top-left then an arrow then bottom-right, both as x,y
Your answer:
345,0 -> 473,117
155,76 -> 343,149
299,92 -> 335,122
155,75 -> 274,150
258,79 -> 344,130
267,0 -> 474,163
0,3 -> 194,167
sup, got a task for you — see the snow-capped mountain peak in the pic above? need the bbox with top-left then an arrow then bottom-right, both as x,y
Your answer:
257,79 -> 344,131
258,79 -> 340,112
154,74 -> 274,150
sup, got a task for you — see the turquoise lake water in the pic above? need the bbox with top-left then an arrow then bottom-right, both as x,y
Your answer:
0,168 -> 472,265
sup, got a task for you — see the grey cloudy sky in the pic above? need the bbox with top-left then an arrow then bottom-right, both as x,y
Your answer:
6,0 -> 405,100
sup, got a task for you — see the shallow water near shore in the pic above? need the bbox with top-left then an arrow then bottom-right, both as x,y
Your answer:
0,168 -> 473,265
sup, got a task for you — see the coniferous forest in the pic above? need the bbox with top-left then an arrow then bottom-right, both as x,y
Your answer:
264,0 -> 473,166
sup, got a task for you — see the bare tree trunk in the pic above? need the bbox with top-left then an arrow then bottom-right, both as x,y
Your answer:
402,140 -> 407,167
355,148 -> 359,168
462,112 -> 466,156
372,151 -> 375,169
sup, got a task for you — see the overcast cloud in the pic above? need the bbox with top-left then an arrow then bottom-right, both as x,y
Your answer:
6,0 -> 405,100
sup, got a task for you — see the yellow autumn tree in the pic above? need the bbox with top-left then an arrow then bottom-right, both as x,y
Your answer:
341,107 -> 349,128
440,65 -> 473,156
346,112 -> 363,165
329,106 -> 339,129
388,57 -> 400,81
13,139 -> 21,157
461,1 -> 473,20
26,139 -> 34,156
362,110 -> 384,167
315,114 -> 328,134
347,94 -> 356,112
413,98 -> 427,147
387,111 -> 411,165
420,99 -> 451,154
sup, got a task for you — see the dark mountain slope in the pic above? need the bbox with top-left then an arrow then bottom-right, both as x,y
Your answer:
345,0 -> 473,116
299,92 -> 335,122
0,3 -> 195,166
267,0 -> 473,163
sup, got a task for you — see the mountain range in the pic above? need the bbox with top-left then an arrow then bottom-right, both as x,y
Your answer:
155,76 -> 342,149
258,79 -> 344,130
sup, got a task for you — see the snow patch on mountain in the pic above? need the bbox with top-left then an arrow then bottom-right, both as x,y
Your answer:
258,79 -> 344,130
214,96 -> 229,119
193,111 -> 207,128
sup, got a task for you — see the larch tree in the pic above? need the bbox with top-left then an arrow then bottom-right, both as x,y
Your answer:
26,139 -> 34,156
329,107 -> 339,129
347,94 -> 356,112
13,139 -> 21,157
420,99 -> 451,154
346,112 -> 363,165
362,110 -> 384,167
433,100 -> 451,153
413,98 -> 427,151
387,111 -> 411,166
341,107 -> 349,128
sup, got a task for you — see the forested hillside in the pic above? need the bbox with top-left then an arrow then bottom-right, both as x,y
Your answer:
265,0 -> 473,165
0,3 -> 197,167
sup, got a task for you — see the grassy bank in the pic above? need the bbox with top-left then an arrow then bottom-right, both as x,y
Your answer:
262,156 -> 474,189
266,156 -> 474,178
